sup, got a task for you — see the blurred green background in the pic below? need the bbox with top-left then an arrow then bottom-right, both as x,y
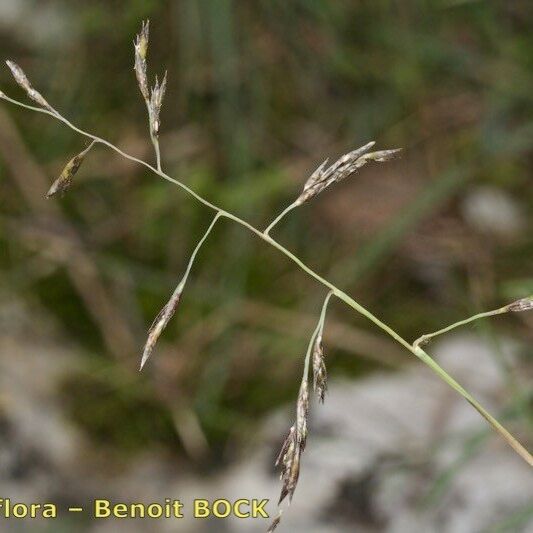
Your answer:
0,0 -> 531,523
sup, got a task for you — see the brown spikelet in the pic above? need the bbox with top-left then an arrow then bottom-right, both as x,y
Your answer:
276,428 -> 301,504
140,288 -> 181,370
149,71 -> 167,137
134,20 -> 150,101
267,510 -> 282,532
275,379 -> 310,505
505,296 -> 533,313
312,334 -> 327,403
296,380 -> 309,450
5,60 -> 53,111
46,142 -> 95,198
296,141 -> 401,205
275,426 -> 298,504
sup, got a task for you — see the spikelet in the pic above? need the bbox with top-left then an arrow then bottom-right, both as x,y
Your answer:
140,287 -> 182,370
5,60 -> 53,111
266,510 -> 282,532
46,142 -> 95,198
149,71 -> 167,137
506,296 -> 533,313
275,380 -> 309,505
295,380 -> 309,450
312,334 -> 327,403
134,20 -> 150,101
296,141 -> 401,205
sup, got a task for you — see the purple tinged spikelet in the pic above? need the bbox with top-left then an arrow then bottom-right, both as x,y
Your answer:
296,141 -> 401,205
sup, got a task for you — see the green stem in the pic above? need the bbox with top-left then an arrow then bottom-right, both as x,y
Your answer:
177,212 -> 222,293
2,93 -> 531,466
264,201 -> 298,235
414,307 -> 508,348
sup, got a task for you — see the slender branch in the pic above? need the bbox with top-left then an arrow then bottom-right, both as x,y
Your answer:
2,92 -> 531,466
302,290 -> 334,382
264,201 -> 298,235
414,307 -> 509,349
177,212 -> 222,294
140,212 -> 222,370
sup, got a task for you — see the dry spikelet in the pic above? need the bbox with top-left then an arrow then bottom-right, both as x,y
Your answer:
312,334 -> 327,402
46,142 -> 95,198
275,380 -> 309,504
296,141 -> 401,205
267,510 -> 282,532
295,380 -> 309,449
140,288 -> 181,370
505,296 -> 533,313
5,60 -> 52,111
275,425 -> 300,504
134,20 -> 150,101
149,71 -> 167,137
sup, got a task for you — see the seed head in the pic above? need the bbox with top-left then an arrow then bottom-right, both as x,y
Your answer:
506,296 -> 533,313
275,424 -> 301,504
312,334 -> 327,403
134,20 -> 150,101
5,60 -> 52,111
149,71 -> 167,137
46,142 -> 95,198
296,141 -> 401,205
140,287 -> 181,370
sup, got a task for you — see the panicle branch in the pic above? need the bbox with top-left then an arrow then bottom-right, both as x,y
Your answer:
5,60 -> 53,111
413,295 -> 533,348
264,142 -> 401,235
133,20 -> 167,169
271,291 -> 333,530
296,141 -> 401,205
140,213 -> 222,370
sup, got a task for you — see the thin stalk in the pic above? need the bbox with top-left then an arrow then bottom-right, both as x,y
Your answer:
302,290 -> 333,381
139,212 -> 221,371
264,201 -> 298,235
177,212 -> 221,293
414,307 -> 508,348
2,93 -> 531,466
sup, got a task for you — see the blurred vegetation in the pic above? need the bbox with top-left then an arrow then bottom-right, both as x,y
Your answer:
0,0 -> 531,464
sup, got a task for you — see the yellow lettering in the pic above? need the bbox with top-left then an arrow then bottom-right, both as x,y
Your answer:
252,499 -> 269,518
234,499 -> 250,518
147,504 -> 162,518
194,499 -> 210,518
130,503 -> 145,518
13,504 -> 27,518
43,504 -> 57,518
113,503 -> 128,518
213,499 -> 231,518
94,500 -> 111,518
